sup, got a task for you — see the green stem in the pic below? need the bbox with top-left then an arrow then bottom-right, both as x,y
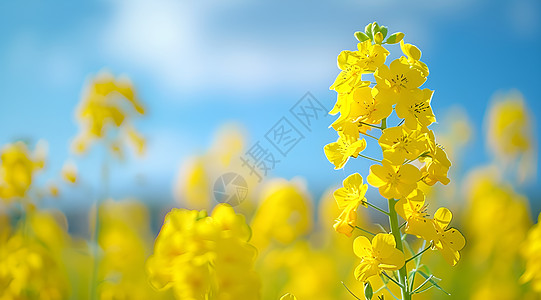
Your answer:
405,243 -> 432,263
354,226 -> 376,236
357,154 -> 382,164
90,150 -> 110,299
360,131 -> 379,141
358,122 -> 383,130
341,282 -> 362,300
388,198 -> 411,300
366,202 -> 390,216
381,118 -> 387,130
403,151 -> 430,165
382,272 -> 404,288
412,275 -> 433,294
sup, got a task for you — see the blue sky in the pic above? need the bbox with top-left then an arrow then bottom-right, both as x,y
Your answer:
0,0 -> 540,214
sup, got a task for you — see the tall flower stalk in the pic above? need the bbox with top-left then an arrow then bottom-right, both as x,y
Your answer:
325,22 -> 465,300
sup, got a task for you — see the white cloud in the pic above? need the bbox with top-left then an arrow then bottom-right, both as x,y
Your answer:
101,0 -> 338,97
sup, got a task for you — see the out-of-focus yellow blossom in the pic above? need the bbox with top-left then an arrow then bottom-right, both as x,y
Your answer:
48,182 -> 60,197
61,160 -> 78,184
420,145 -> 451,186
175,157 -> 212,210
375,59 -> 426,104
333,173 -> 368,237
520,213 -> 541,292
395,88 -> 435,130
379,125 -> 429,165
97,199 -> 163,300
0,141 -> 45,201
251,180 -> 312,250
465,169 -> 531,262
324,124 -> 366,170
367,159 -> 421,199
395,189 -> 437,242
399,40 -> 429,77
173,124 -> 259,214
431,208 -> 465,266
485,90 -> 536,183
147,204 -> 260,300
353,234 -> 405,282
0,211 -> 70,300
259,241 -> 339,300
72,70 -> 145,156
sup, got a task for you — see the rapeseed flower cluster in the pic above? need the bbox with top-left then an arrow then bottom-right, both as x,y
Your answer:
325,22 -> 464,300
147,204 -> 261,300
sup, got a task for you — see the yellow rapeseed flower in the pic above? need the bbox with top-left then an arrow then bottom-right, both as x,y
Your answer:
378,125 -> 429,165
395,88 -> 436,130
333,173 -> 368,237
353,233 -> 405,282
420,145 -> 452,186
374,59 -> 426,105
324,123 -> 367,170
367,159 -> 421,199
431,207 -> 465,266
0,141 -> 45,201
395,189 -> 438,242
399,40 -> 429,77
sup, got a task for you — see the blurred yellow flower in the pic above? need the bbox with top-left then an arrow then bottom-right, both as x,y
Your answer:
72,70 -> 146,157
333,173 -> 368,237
147,204 -> 260,299
61,160 -> 78,184
0,141 -> 45,201
520,212 -> 541,292
353,234 -> 405,282
367,159 -> 421,199
0,211 -> 70,300
485,90 -> 536,183
251,180 -> 312,250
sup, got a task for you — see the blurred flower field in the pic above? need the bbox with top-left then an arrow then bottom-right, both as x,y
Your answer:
0,17 -> 540,300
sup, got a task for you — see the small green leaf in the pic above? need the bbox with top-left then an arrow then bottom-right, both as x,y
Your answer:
355,31 -> 370,42
365,23 -> 374,39
386,32 -> 405,44
364,282 -> 373,300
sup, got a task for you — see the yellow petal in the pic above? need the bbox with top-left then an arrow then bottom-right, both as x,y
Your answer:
372,233 -> 396,258
379,248 -> 405,270
434,207 -> 452,230
442,227 -> 466,251
353,236 -> 373,258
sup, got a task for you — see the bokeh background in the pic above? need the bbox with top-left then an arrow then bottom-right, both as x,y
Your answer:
0,0 -> 540,299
